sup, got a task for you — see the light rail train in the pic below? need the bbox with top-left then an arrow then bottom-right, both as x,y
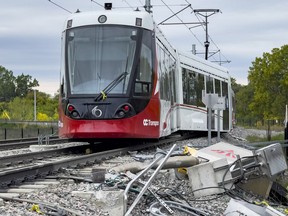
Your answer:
58,5 -> 234,141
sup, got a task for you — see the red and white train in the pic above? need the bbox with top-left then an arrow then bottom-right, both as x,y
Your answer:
58,5 -> 234,141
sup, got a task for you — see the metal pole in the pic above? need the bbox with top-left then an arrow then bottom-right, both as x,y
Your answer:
123,155 -> 164,214
204,15 -> 209,60
125,144 -> 177,216
208,94 -> 211,145
144,0 -> 152,13
193,9 -> 219,60
34,89 -> 37,121
217,109 -> 220,142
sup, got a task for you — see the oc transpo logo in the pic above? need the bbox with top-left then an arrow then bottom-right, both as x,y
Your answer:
143,119 -> 159,127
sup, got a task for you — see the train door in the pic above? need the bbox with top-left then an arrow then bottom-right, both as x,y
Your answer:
157,43 -> 171,137
206,76 -> 215,130
170,61 -> 177,132
222,81 -> 230,130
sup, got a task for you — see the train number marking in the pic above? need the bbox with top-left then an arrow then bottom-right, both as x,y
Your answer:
92,106 -> 103,118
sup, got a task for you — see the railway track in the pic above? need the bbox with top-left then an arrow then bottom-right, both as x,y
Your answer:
0,136 -> 68,150
0,133 -> 193,188
0,129 -> 286,216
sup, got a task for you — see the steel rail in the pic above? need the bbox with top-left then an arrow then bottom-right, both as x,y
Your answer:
0,137 -> 67,150
0,144 -> 90,168
0,134 -> 189,187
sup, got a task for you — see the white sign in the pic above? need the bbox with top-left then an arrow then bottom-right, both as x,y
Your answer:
202,91 -> 226,110
213,97 -> 226,110
202,92 -> 219,108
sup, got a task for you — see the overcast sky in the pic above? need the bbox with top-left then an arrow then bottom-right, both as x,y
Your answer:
1,0 -> 288,95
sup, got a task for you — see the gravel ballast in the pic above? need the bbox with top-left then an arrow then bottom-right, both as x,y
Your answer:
0,127 -> 286,216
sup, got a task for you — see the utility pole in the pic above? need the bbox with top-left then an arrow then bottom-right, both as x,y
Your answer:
144,0 -> 152,13
193,9 -> 220,60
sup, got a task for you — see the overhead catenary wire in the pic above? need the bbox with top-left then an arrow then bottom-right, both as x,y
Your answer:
123,0 -> 134,9
47,0 -> 229,64
47,0 -> 72,13
91,0 -> 104,8
159,0 -> 203,48
158,0 -> 230,64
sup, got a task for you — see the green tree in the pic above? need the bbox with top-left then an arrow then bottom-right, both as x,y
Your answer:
8,97 -> 33,120
248,44 -> 288,124
231,77 -> 243,95
26,91 -> 59,121
0,66 -> 16,101
0,66 -> 39,101
235,84 -> 260,126
15,74 -> 39,97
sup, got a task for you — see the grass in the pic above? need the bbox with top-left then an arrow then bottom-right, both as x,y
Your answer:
246,133 -> 284,143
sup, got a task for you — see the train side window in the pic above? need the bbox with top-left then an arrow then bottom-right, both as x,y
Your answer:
134,30 -> 153,95
222,81 -> 230,129
222,81 -> 228,97
222,81 -> 229,106
182,68 -> 188,104
196,74 -> 205,107
170,61 -> 176,103
187,71 -> 196,105
215,79 -> 221,96
60,77 -> 66,96
206,75 -> 214,93
182,69 -> 205,107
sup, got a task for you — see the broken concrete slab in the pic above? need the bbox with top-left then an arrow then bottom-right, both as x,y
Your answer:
94,190 -> 124,215
196,141 -> 253,163
71,191 -> 95,199
224,198 -> 285,216
71,189 -> 124,215
187,158 -> 233,197
192,142 -> 288,201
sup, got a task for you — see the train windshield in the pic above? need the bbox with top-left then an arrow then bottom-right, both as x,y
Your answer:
66,25 -> 138,95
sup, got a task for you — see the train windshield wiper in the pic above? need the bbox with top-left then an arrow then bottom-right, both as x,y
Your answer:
95,72 -> 128,101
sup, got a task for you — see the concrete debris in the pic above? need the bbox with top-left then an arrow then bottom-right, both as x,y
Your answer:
188,142 -> 288,198
91,168 -> 106,183
187,158 -> 233,197
72,190 -> 124,215
196,141 -> 254,163
70,141 -> 288,215
94,190 -> 124,212
0,198 -> 4,207
224,198 -> 285,216
111,155 -> 200,173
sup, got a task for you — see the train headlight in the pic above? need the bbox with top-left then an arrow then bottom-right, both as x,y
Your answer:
71,111 -> 80,118
118,110 -> 125,117
113,103 -> 135,119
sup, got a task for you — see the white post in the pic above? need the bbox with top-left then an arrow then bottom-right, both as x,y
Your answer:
208,94 -> 211,145
34,89 -> 37,121
217,109 -> 220,142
